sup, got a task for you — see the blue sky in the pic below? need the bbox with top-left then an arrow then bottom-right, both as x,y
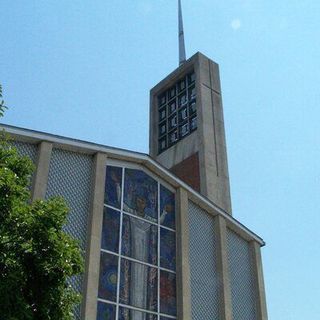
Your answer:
1,1 -> 320,318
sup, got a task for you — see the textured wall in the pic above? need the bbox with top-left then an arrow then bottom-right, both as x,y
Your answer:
227,229 -> 258,320
188,201 -> 220,319
45,148 -> 94,319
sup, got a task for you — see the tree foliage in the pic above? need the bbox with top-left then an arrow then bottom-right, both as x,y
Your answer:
0,87 -> 83,320
0,84 -> 7,117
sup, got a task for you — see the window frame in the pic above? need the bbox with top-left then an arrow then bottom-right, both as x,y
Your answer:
97,161 -> 177,319
157,71 -> 197,154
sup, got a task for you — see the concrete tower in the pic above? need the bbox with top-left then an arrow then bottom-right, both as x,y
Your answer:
149,53 -> 232,215
149,2 -> 231,214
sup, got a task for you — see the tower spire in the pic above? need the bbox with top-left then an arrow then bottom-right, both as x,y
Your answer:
178,0 -> 186,66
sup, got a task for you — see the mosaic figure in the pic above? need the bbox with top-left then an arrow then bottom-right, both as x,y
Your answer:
98,165 -> 177,319
120,259 -> 158,319
122,214 -> 157,264
123,169 -> 158,222
119,214 -> 157,319
160,185 -> 175,229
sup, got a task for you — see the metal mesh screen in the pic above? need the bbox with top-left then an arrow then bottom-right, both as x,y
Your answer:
10,140 -> 38,163
46,148 -> 94,319
188,201 -> 220,320
10,140 -> 38,190
227,229 -> 258,320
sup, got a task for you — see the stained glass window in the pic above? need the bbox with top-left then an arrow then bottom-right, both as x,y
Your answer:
123,168 -> 158,223
121,214 -> 158,265
97,301 -> 116,320
98,252 -> 118,302
160,228 -> 176,271
119,307 -> 157,320
105,166 -> 122,209
119,259 -> 158,311
160,185 -> 175,229
160,271 -> 177,316
97,165 -> 177,319
101,207 -> 120,253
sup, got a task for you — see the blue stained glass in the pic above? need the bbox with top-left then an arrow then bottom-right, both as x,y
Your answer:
160,271 -> 177,316
160,228 -> 176,271
123,169 -> 158,223
122,214 -> 158,265
98,252 -> 118,302
120,258 -> 158,312
118,307 -> 157,320
160,185 -> 175,229
105,166 -> 122,209
101,207 -> 120,253
96,301 -> 116,320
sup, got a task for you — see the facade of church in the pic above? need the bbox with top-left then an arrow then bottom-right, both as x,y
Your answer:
1,52 -> 268,320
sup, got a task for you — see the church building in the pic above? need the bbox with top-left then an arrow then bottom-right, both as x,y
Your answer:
0,2 -> 268,320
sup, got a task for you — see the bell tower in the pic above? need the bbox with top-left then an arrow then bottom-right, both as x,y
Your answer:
149,2 -> 232,214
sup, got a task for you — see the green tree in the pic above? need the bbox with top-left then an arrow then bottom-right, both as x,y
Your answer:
0,84 -> 7,116
0,86 -> 83,319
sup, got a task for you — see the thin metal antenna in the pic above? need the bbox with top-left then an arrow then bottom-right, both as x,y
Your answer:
178,0 -> 186,66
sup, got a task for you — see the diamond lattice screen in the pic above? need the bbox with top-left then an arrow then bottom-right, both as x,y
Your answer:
188,201 -> 220,320
46,148 -> 93,319
11,140 -> 38,162
11,140 -> 38,188
227,229 -> 258,320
